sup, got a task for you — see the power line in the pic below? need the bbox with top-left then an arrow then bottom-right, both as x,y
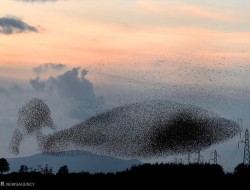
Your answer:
238,128 -> 250,165
237,118 -> 243,138
186,152 -> 192,164
173,157 -> 184,164
210,150 -> 221,165
194,150 -> 203,164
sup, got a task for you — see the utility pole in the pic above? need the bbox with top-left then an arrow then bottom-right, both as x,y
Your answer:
238,129 -> 250,165
186,152 -> 192,164
194,150 -> 203,164
174,157 -> 178,164
210,150 -> 220,165
178,158 -> 183,164
237,118 -> 243,129
197,151 -> 202,164
237,118 -> 243,138
174,157 -> 183,164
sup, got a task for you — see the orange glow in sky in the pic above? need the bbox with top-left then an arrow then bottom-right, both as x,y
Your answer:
0,0 -> 250,82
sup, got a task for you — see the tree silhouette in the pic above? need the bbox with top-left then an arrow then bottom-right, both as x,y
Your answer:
57,165 -> 69,175
42,164 -> 53,174
234,163 -> 250,176
19,165 -> 29,173
0,158 -> 10,174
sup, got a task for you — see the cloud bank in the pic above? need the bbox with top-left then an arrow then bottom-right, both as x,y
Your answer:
0,16 -> 38,35
33,63 -> 67,75
0,66 -> 105,156
30,67 -> 105,120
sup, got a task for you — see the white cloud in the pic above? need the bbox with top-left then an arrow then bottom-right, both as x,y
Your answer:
30,67 -> 105,120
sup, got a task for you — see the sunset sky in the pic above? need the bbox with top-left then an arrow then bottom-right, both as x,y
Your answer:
1,0 -> 250,77
0,0 -> 250,170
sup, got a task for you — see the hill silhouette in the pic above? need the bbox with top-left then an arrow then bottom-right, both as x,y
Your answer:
7,150 -> 142,174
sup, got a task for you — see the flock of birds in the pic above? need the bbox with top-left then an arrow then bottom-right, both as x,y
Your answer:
10,98 -> 240,159
9,52 -> 248,160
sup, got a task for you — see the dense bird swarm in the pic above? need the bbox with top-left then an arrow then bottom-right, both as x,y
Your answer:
16,98 -> 55,135
10,99 -> 240,159
9,99 -> 55,154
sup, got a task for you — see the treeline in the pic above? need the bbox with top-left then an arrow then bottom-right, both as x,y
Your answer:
1,157 -> 250,177
2,163 -> 250,177
1,158 -> 250,188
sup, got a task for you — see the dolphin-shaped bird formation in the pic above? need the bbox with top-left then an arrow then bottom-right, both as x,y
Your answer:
10,99 -> 240,159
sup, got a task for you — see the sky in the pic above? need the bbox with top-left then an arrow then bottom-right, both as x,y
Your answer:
1,0 -> 250,171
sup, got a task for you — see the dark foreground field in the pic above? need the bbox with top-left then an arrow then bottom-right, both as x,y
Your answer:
0,163 -> 250,188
